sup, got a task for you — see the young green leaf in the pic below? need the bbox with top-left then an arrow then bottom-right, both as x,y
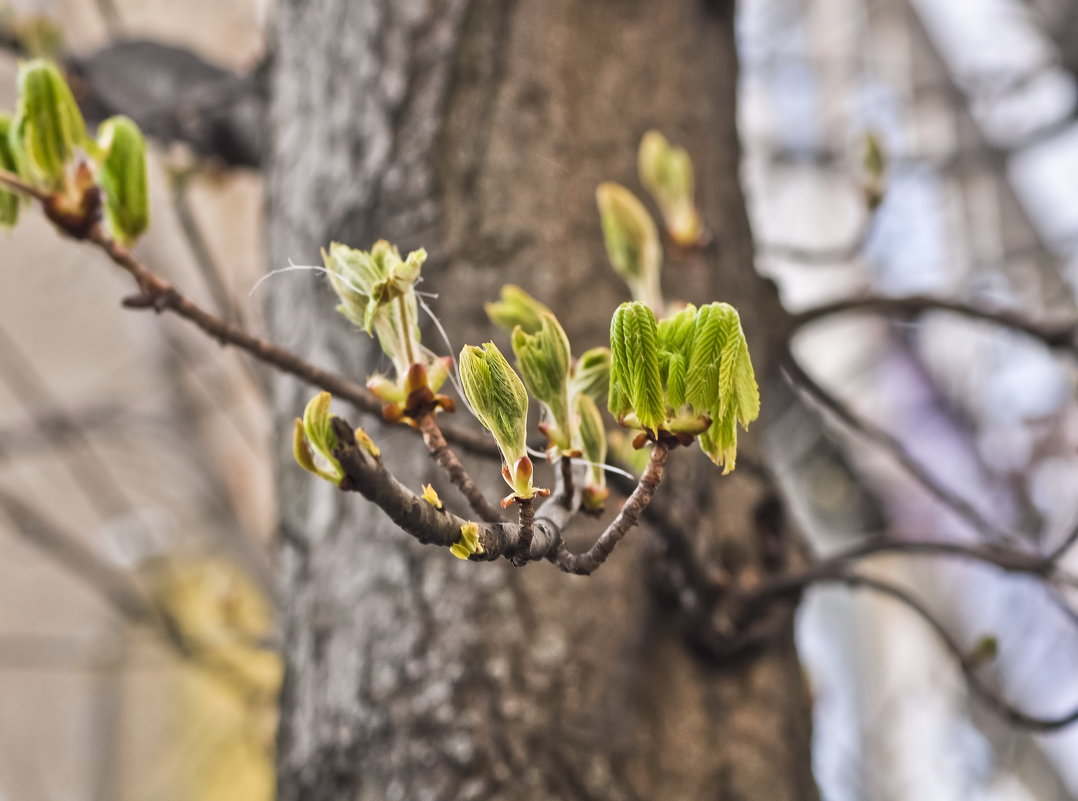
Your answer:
459,342 -> 529,470
575,393 -> 609,512
97,115 -> 149,245
511,312 -> 572,446
608,302 -> 664,433
638,130 -> 702,247
9,59 -> 88,189
485,285 -> 554,335
596,182 -> 663,311
293,392 -> 344,484
0,114 -> 20,227
570,346 -> 611,406
450,522 -> 484,560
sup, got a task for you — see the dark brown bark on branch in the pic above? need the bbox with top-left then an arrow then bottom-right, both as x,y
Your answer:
264,2 -> 817,800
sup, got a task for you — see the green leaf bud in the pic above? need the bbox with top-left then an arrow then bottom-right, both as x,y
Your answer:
0,114 -> 21,228
10,59 -> 88,189
97,115 -> 149,245
638,130 -> 702,247
459,343 -> 531,491
861,130 -> 887,209
485,284 -> 554,335
293,392 -> 344,484
511,312 -> 572,450
450,522 -> 484,560
596,182 -> 663,311
575,393 -> 609,512
570,347 -> 611,407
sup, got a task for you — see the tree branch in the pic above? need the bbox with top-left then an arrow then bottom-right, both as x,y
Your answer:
554,444 -> 669,575
330,417 -> 666,573
739,566 -> 1078,732
791,294 -> 1078,354
0,168 -> 499,458
782,352 -> 1021,544
415,412 -> 504,523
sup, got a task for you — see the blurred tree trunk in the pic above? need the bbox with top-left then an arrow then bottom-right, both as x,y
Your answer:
264,1 -> 817,799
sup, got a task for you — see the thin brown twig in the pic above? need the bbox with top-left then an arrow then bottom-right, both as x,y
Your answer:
0,484 -> 264,698
554,443 -> 669,575
791,294 -> 1078,353
739,566 -> 1078,732
0,167 -> 500,457
415,412 -> 504,522
514,496 -> 534,567
559,455 -> 574,511
782,352 -> 1021,544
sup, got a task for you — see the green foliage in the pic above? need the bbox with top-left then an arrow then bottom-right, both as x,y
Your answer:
450,522 -> 484,560
609,301 -> 665,434
322,240 -> 451,412
292,392 -> 344,485
485,284 -> 553,335
459,342 -> 536,498
8,59 -> 88,190
0,114 -> 20,227
570,347 -> 611,407
322,239 -> 425,336
596,182 -> 663,311
511,312 -> 572,451
638,130 -> 701,247
576,393 -> 609,511
609,300 -> 759,472
97,115 -> 149,245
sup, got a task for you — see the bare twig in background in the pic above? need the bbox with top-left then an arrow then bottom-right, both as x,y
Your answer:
783,352 -> 1021,544
739,567 -> 1078,732
0,324 -> 132,519
169,169 -> 246,327
791,295 -> 1078,354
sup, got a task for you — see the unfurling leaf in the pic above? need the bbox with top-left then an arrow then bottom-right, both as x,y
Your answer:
459,342 -> 537,498
322,240 -> 425,337
596,182 -> 663,311
570,347 -> 611,406
322,240 -> 453,419
638,130 -> 702,247
292,392 -> 344,485
421,483 -> 444,510
450,521 -> 484,560
686,303 -> 759,473
511,312 -> 572,451
9,59 -> 88,189
609,301 -> 664,434
0,114 -> 20,227
97,115 -> 148,245
576,393 -> 609,513
485,285 -> 554,335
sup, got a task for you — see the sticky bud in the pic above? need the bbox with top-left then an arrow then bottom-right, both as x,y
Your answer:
0,114 -> 20,228
421,483 -> 444,510
97,115 -> 149,245
10,59 -> 89,190
450,522 -> 483,560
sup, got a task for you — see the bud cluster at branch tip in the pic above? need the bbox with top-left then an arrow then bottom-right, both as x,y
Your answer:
1,60 -> 150,245
322,240 -> 454,424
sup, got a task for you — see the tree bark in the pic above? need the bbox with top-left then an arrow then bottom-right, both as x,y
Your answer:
265,1 -> 817,799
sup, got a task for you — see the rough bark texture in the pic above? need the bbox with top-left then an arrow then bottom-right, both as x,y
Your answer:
265,1 -> 816,800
